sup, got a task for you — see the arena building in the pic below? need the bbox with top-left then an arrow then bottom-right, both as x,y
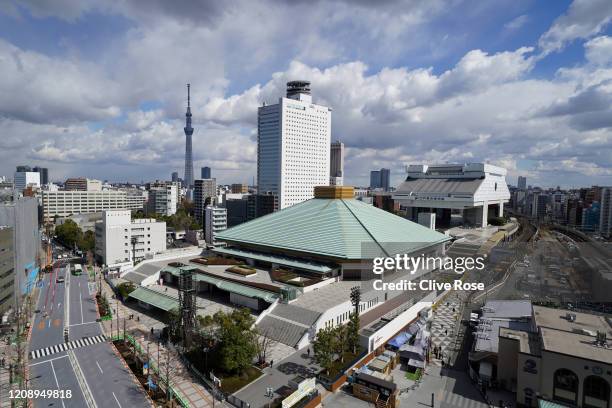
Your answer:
393,163 -> 510,228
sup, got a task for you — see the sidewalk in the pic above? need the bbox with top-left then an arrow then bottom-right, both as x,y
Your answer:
99,279 -> 219,408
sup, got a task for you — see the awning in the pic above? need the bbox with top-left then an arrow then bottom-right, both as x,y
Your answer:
408,359 -> 425,368
162,267 -> 279,303
388,332 -> 411,348
128,287 -> 177,312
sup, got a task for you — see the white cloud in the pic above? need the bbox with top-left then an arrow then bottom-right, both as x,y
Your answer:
539,0 -> 612,55
504,14 -> 529,31
585,35 -> 612,66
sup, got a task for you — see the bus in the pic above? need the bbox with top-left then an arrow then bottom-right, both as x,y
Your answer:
72,264 -> 83,276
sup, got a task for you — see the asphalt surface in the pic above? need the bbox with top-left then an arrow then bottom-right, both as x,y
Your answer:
28,259 -> 150,408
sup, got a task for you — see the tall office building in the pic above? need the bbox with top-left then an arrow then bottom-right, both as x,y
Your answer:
600,187 -> 612,238
370,168 -> 390,191
171,172 -> 179,183
257,81 -> 331,209
201,167 -> 211,179
184,84 -> 194,189
193,179 -> 217,224
14,171 -> 40,191
33,167 -> 49,185
330,141 -> 344,186
517,176 -> 527,190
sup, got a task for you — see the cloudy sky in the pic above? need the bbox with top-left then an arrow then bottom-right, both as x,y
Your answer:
1,0 -> 612,188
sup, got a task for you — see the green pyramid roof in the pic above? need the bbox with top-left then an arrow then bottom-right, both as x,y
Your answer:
216,198 -> 450,260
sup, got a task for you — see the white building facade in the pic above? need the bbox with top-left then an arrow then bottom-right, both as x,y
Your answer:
14,172 -> 40,191
393,163 -> 510,228
42,190 -> 145,223
204,206 -> 227,247
94,210 -> 166,269
146,182 -> 179,216
257,81 -> 331,209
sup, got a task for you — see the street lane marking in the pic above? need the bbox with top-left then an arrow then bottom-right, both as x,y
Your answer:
69,321 -> 98,327
96,361 -> 103,374
112,392 -> 122,408
50,360 -> 67,408
80,292 -> 84,324
30,335 -> 107,360
29,354 -> 68,367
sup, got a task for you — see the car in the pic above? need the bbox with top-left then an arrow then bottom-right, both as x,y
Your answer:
56,277 -> 65,283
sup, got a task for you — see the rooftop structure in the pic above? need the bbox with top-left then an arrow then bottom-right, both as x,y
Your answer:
216,185 -> 449,263
394,163 -> 510,228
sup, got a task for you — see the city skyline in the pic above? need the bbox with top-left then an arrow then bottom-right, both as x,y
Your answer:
0,1 -> 611,188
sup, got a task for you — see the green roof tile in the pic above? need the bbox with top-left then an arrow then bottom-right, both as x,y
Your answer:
216,198 -> 450,259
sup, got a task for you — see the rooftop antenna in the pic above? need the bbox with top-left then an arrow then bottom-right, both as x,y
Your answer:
187,83 -> 191,108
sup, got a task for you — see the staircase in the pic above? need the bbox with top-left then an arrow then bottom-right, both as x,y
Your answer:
256,304 -> 321,347
446,241 -> 480,259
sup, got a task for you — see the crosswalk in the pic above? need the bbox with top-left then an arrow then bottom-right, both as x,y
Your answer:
441,392 -> 489,408
30,335 -> 107,360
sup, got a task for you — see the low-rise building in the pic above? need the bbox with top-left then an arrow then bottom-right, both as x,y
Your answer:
64,177 -> 102,191
472,301 -> 612,408
42,190 -> 145,223
95,210 -> 166,270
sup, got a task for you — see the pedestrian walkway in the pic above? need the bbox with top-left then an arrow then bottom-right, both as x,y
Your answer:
431,298 -> 462,362
100,279 -> 219,408
29,334 -> 107,360
439,390 -> 489,408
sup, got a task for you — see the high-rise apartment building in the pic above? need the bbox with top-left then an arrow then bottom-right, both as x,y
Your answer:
193,178 -> 217,224
257,81 -> 331,209
330,140 -> 344,186
201,167 -> 211,179
204,206 -> 227,247
146,182 -> 180,216
517,176 -> 527,190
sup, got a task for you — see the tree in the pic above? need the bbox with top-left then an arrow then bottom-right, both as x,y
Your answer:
348,286 -> 361,354
55,219 -> 82,249
346,311 -> 360,354
213,308 -> 257,374
78,230 -> 95,252
255,329 -> 276,367
333,325 -> 347,362
312,326 -> 336,376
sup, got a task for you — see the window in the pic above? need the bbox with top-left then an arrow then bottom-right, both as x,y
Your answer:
553,369 -> 579,406
583,376 -> 610,408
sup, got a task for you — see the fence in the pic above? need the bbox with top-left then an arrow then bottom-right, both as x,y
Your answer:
227,394 -> 251,408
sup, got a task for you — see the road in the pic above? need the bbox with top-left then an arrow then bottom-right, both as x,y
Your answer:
28,259 -> 151,408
